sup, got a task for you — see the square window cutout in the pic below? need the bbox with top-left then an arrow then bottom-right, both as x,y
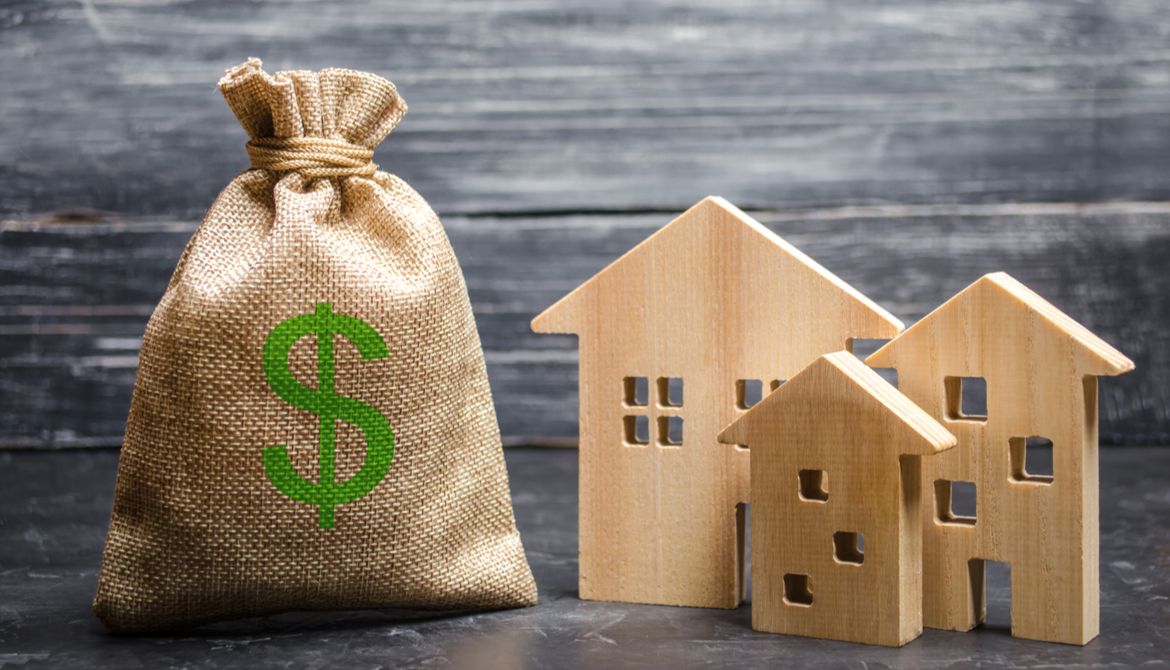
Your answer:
769,379 -> 786,392
657,416 -> 683,447
833,531 -> 864,565
798,469 -> 828,502
783,573 -> 813,607
623,376 -> 649,407
1010,437 -> 1054,484
657,377 -> 683,407
736,379 -> 762,410
623,415 -> 649,447
935,479 -> 977,525
945,376 -> 987,422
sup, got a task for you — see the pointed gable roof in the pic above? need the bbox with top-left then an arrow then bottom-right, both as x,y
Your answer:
718,352 -> 955,456
866,272 -> 1134,377
531,196 -> 903,335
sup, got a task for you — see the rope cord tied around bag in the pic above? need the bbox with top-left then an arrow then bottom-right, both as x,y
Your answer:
246,136 -> 378,179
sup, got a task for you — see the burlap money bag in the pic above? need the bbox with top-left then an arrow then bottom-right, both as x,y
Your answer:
93,59 -> 538,633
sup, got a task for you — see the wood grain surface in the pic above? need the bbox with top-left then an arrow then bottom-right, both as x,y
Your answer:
531,197 -> 902,611
869,273 -> 1134,644
719,352 -> 956,647
1,1 -> 1167,447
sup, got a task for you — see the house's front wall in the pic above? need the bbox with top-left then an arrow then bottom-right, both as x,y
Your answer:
885,284 -> 1099,644
562,200 -> 902,609
577,328 -> 751,608
749,402 -> 916,646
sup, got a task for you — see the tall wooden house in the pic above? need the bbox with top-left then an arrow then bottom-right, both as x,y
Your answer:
866,272 -> 1134,645
717,352 -> 955,647
531,197 -> 903,609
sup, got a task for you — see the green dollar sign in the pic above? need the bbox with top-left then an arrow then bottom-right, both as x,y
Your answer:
261,302 -> 394,529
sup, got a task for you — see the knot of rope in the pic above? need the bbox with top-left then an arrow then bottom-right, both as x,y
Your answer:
246,137 -> 378,179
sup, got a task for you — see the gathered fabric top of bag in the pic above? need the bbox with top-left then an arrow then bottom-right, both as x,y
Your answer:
221,57 -> 406,179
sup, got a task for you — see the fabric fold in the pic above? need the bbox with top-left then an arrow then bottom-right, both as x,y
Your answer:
219,57 -> 406,147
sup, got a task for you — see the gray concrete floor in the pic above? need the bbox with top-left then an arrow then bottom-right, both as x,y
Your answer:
0,446 -> 1167,669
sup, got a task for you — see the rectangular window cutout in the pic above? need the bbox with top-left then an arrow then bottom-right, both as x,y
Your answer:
657,416 -> 683,447
935,479 -> 976,525
833,531 -> 864,565
657,377 -> 683,407
736,379 -> 763,409
735,503 -> 748,604
1009,437 -> 1053,484
945,376 -> 987,422
798,469 -> 828,502
623,415 -> 649,446
623,376 -> 648,407
769,379 -> 786,392
783,573 -> 813,607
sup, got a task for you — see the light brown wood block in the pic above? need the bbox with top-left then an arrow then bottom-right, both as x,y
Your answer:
531,196 -> 903,609
718,352 -> 955,647
866,272 -> 1135,645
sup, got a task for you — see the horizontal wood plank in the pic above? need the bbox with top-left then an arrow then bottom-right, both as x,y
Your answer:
1,204 -> 1165,447
3,1 -> 1170,215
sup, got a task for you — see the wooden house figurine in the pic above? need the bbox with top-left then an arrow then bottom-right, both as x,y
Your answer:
717,352 -> 956,647
531,197 -> 903,609
866,272 -> 1134,645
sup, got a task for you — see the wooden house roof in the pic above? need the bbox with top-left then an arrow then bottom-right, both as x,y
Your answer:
531,196 -> 903,335
866,272 -> 1134,376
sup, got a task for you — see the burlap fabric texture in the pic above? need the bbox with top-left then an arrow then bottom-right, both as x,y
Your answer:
93,59 -> 538,633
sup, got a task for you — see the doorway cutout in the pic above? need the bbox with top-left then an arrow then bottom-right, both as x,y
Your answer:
973,559 -> 1012,634
736,502 -> 752,605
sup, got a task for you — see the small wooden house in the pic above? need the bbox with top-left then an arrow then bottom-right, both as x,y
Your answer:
717,352 -> 955,647
866,272 -> 1134,645
531,197 -> 903,609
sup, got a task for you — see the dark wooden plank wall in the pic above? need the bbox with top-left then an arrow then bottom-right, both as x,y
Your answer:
6,0 -> 1170,215
2,0 -> 1168,446
3,204 -> 1166,446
